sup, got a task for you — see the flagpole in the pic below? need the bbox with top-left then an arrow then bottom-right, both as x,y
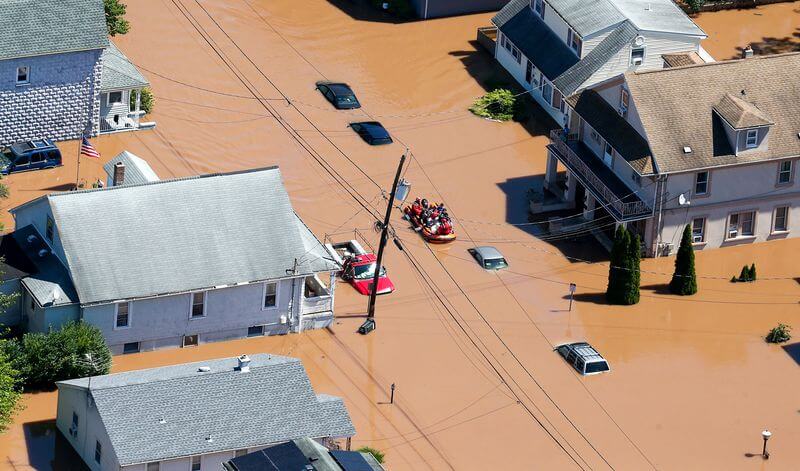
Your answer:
75,135 -> 82,190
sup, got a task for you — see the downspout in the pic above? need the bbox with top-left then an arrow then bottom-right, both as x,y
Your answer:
653,174 -> 668,258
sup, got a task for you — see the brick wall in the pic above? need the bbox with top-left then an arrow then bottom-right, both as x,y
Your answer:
0,49 -> 103,146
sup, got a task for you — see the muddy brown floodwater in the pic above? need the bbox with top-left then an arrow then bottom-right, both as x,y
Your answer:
2,1 -> 800,470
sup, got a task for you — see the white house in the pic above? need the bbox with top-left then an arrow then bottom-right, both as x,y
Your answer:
103,150 -> 160,187
56,354 -> 356,471
491,0 -> 709,123
542,52 -> 800,256
8,166 -> 339,354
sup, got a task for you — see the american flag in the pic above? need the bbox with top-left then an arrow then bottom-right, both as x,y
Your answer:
80,136 -> 100,159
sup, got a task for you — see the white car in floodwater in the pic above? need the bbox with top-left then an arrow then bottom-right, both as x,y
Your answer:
555,342 -> 610,376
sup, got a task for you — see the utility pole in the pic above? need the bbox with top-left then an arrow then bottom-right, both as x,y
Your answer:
361,152 -> 406,334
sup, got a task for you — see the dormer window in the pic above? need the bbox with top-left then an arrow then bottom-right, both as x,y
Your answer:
631,47 -> 645,66
566,29 -> 582,56
532,0 -> 545,18
745,129 -> 758,148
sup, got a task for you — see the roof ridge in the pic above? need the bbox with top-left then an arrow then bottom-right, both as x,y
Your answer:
631,51 -> 800,76
48,165 -> 281,198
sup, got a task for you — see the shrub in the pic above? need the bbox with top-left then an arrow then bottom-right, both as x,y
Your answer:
684,0 -> 706,13
735,264 -> 757,282
469,89 -> 516,121
669,225 -> 698,295
0,347 -> 21,433
357,446 -> 385,464
750,263 -> 757,282
606,226 -> 640,305
766,324 -> 791,343
131,88 -> 155,115
4,322 -> 111,391
104,0 -> 130,36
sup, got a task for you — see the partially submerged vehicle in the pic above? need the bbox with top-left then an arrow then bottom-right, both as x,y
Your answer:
315,81 -> 361,109
325,240 -> 395,295
402,198 -> 456,244
0,139 -> 62,174
349,121 -> 393,145
555,342 -> 610,376
468,246 -> 508,270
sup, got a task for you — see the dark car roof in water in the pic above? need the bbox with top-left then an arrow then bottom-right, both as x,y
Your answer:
9,140 -> 55,155
328,83 -> 354,95
355,121 -> 390,138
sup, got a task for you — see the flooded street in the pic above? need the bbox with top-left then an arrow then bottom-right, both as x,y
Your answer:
1,0 -> 800,470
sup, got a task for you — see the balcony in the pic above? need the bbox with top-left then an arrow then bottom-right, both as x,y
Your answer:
548,129 -> 652,221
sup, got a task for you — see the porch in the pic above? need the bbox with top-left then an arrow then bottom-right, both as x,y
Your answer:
99,42 -> 155,134
545,129 -> 652,222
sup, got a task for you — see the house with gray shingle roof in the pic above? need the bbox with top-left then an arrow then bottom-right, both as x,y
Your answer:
8,166 -> 339,354
56,354 -> 355,471
0,0 -> 151,146
540,52 -> 800,255
490,0 -> 709,123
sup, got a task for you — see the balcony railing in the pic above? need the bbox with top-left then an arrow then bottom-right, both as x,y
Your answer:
548,129 -> 651,220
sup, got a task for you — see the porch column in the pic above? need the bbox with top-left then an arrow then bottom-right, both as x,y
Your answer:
565,170 -> 577,206
582,193 -> 596,221
134,89 -> 142,127
544,151 -> 558,192
329,271 -> 336,310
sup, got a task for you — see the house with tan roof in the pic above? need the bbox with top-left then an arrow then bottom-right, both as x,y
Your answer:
490,0 -> 710,123
542,52 -> 800,256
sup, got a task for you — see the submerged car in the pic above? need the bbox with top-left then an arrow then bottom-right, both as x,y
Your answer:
0,139 -> 62,174
468,246 -> 508,270
555,342 -> 610,376
349,121 -> 393,146
316,81 -> 361,109
325,240 -> 395,295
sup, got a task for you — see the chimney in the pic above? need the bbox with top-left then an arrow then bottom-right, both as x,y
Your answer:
237,354 -> 251,372
742,45 -> 754,59
112,162 -> 126,186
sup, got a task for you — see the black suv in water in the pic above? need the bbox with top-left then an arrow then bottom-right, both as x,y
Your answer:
0,139 -> 62,174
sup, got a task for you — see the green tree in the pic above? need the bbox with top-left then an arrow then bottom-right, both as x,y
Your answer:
624,233 -> 641,304
669,225 -> 698,295
749,263 -> 757,282
105,0 -> 130,36
684,0 -> 705,13
357,446 -> 385,464
0,347 -> 21,433
4,322 -> 111,391
606,225 -> 627,304
469,89 -> 516,121
766,323 -> 791,343
131,88 -> 155,114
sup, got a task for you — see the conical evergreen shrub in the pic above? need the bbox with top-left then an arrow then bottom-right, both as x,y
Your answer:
669,225 -> 698,295
624,234 -> 642,304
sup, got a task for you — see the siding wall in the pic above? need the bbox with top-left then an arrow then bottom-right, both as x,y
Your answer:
57,386 -> 120,471
0,50 -> 103,146
13,198 -> 68,265
409,0 -> 509,18
99,90 -> 132,126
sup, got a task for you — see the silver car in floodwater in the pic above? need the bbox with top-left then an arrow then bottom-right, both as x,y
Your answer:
468,246 -> 508,270
556,342 -> 610,376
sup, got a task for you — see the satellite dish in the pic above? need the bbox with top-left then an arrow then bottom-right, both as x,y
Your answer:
679,194 -> 690,206
633,36 -> 645,47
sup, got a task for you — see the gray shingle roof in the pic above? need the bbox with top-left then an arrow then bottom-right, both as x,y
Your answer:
58,354 -> 355,466
40,167 -> 336,305
712,93 -> 774,130
494,0 -> 579,80
625,53 -> 800,174
102,151 -> 160,186
11,225 -> 78,307
0,0 -> 109,61
553,20 -> 639,96
100,42 -> 149,92
541,0 -> 625,37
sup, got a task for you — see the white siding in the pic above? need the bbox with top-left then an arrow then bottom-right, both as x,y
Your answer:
541,1 -> 571,47
12,198 -> 68,264
56,385 -> 120,471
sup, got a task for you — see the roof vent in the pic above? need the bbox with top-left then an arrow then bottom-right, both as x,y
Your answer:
158,418 -> 166,424
205,435 -> 214,443
237,354 -> 251,373
683,146 -> 692,154
197,366 -> 211,372
26,234 -> 37,244
742,45 -> 754,59
38,248 -> 49,258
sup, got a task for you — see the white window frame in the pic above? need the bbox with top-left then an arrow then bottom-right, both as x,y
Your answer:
262,282 -> 278,310
745,129 -> 758,148
691,217 -> 706,243
619,88 -> 629,118
511,45 -> 522,64
16,66 -> 29,85
114,302 -> 131,330
533,0 -> 545,17
146,463 -> 160,471
589,128 -> 601,145
777,160 -> 793,185
772,205 -> 789,233
183,334 -> 199,348
107,91 -> 123,105
190,456 -> 201,471
727,210 -> 756,240
123,342 -> 140,354
694,171 -> 709,196
566,29 -> 582,56
45,215 -> 55,242
189,291 -> 207,319
631,47 -> 645,66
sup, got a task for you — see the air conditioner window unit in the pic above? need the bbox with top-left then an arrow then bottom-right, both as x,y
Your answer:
692,235 -> 703,243
632,57 -> 643,66
280,315 -> 288,324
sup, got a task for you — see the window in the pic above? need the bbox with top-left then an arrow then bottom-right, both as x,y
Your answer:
589,129 -> 601,145
45,216 -> 54,242
115,302 -> 130,329
694,171 -> 709,196
191,456 -> 201,471
728,211 -> 755,239
235,449 -> 248,457
16,66 -> 29,84
247,325 -> 264,337
778,160 -> 793,184
619,88 -> 629,118
190,292 -> 206,318
123,342 -> 140,354
304,276 -> 329,298
773,206 -> 789,232
31,152 -> 44,164
691,218 -> 706,243
566,29 -> 582,56
70,412 -> 79,436
146,463 -> 160,471
108,91 -> 123,104
630,170 -> 641,187
263,282 -> 277,309
94,441 -> 102,464
533,0 -> 545,17
511,45 -> 522,64
631,47 -> 645,65
503,34 -> 512,53
525,60 -> 533,83
541,81 -> 553,105
183,334 -> 199,347
745,129 -> 758,148
552,89 -> 563,111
